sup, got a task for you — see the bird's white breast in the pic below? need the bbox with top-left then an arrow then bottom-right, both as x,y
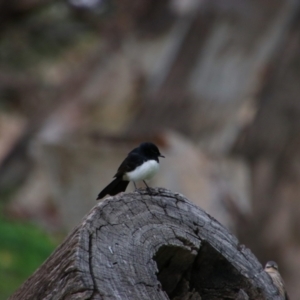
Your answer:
124,160 -> 159,182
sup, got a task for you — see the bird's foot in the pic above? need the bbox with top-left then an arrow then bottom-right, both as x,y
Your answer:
145,187 -> 157,195
134,187 -> 143,194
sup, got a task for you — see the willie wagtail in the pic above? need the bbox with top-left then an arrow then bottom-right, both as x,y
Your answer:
97,142 -> 164,200
265,261 -> 289,300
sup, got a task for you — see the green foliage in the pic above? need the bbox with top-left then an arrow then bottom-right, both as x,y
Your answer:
0,218 -> 56,300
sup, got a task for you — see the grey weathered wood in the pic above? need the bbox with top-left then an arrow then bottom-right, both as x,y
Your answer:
9,188 -> 281,300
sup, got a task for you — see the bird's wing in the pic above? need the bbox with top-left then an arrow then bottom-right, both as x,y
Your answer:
114,153 -> 144,178
128,146 -> 140,155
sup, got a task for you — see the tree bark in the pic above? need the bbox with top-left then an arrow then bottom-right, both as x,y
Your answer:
9,188 -> 281,300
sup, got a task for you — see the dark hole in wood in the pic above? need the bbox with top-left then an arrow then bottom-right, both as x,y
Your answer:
153,244 -> 197,299
153,241 -> 253,300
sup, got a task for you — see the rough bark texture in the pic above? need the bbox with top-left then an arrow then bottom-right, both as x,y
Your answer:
10,188 -> 281,300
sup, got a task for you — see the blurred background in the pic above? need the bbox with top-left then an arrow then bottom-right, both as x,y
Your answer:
1,0 -> 300,298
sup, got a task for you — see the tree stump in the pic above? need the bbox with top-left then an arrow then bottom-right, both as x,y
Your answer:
9,188 -> 281,299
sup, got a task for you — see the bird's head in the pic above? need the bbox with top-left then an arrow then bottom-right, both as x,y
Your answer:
265,261 -> 279,271
139,142 -> 165,159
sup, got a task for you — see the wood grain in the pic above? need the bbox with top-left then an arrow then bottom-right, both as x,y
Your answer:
9,188 -> 282,299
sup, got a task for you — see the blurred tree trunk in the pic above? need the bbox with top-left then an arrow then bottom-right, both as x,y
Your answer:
233,7 -> 300,298
10,189 -> 280,300
129,0 -> 299,153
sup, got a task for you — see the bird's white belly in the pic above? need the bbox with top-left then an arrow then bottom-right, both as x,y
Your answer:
125,160 -> 159,182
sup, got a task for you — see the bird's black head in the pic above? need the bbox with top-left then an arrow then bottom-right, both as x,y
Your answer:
139,142 -> 164,160
265,261 -> 279,270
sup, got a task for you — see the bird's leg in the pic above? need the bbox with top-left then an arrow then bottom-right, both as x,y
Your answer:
133,181 -> 143,194
133,181 -> 138,190
143,180 -> 152,194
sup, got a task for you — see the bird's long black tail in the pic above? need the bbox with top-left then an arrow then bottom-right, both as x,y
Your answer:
97,177 -> 129,200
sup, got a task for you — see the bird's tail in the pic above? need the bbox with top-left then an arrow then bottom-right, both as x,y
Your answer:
97,177 -> 129,200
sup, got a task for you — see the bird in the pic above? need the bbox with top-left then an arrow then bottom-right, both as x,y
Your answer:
97,142 -> 164,200
264,261 -> 289,300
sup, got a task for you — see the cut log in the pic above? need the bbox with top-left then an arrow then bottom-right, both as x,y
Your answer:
9,188 -> 281,300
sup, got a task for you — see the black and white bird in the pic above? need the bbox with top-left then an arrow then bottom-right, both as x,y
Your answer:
265,261 -> 289,300
97,142 -> 164,200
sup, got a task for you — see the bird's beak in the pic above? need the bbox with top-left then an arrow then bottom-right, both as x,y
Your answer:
159,154 -> 165,158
